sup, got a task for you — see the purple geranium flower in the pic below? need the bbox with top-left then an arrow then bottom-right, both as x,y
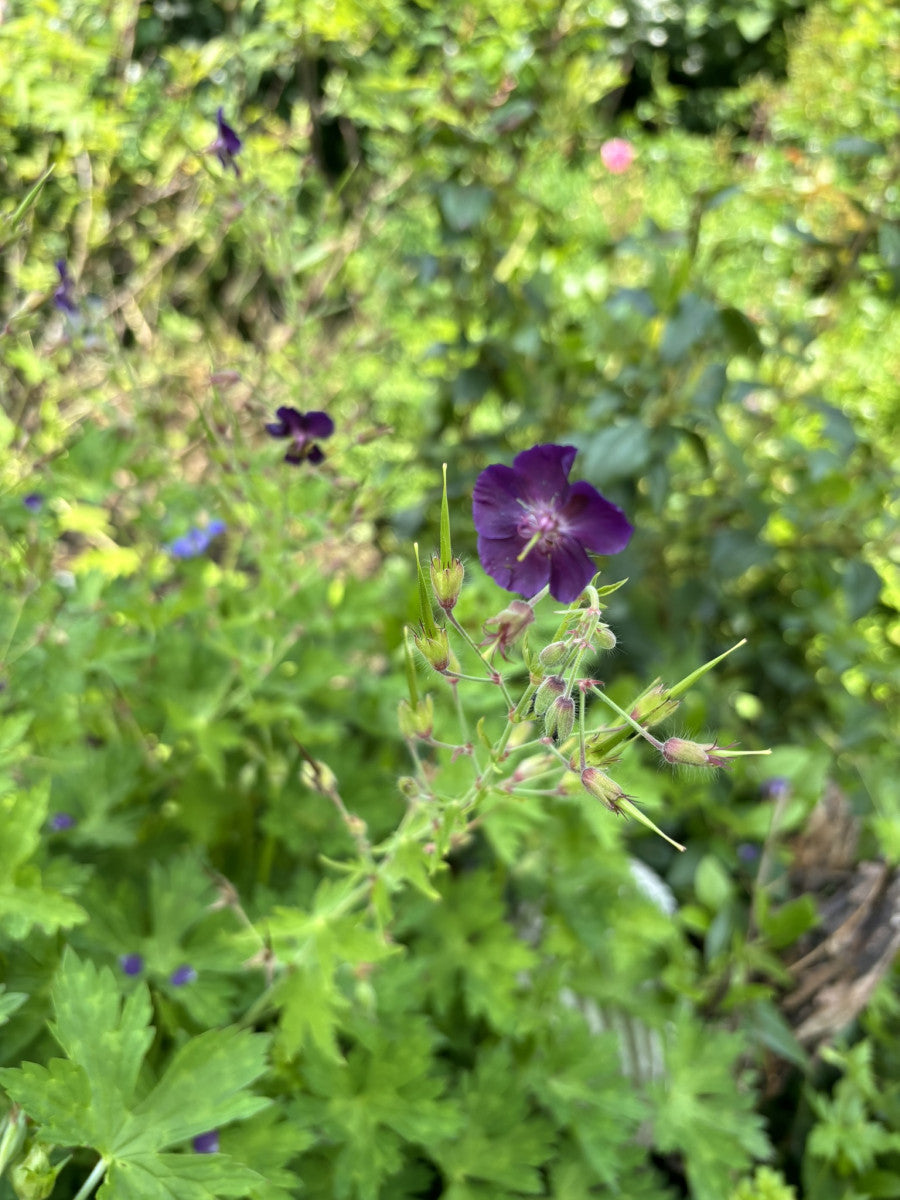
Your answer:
170,964 -> 197,986
53,260 -> 77,314
23,492 -> 44,512
213,108 -> 242,176
193,1131 -> 220,1154
120,953 -> 144,976
265,407 -> 334,465
472,444 -> 633,603
167,519 -> 226,560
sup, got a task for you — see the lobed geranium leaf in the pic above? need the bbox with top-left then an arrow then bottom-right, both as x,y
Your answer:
0,951 -> 271,1197
101,1152 -> 263,1200
118,1027 -> 271,1154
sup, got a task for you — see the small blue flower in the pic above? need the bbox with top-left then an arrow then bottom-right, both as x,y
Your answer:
193,1131 -> 220,1154
119,953 -> 144,976
53,260 -> 77,314
48,812 -> 76,832
167,520 -> 226,560
737,842 -> 760,863
23,492 -> 44,512
760,777 -> 791,800
170,964 -> 197,987
213,108 -> 242,176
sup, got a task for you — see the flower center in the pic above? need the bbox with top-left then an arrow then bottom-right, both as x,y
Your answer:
517,504 -> 561,558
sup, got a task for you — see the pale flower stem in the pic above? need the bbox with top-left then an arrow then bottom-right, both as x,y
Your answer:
447,611 -> 515,708
73,1158 -> 108,1200
589,687 -> 665,750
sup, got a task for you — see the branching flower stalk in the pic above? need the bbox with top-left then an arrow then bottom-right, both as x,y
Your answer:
396,448 -> 771,858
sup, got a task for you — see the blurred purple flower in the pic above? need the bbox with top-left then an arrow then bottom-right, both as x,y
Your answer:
265,407 -> 334,465
472,444 -> 633,603
170,964 -> 197,986
23,493 -> 44,512
761,777 -> 791,800
53,260 -> 77,314
213,108 -> 242,176
193,1131 -> 220,1154
120,953 -> 144,976
167,519 -> 226,560
737,842 -> 760,863
48,812 -> 76,832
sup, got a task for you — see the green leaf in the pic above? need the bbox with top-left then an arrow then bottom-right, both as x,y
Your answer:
101,1152 -> 263,1200
0,985 -> 27,1025
49,953 -> 155,1150
120,1027 -> 271,1153
735,9 -> 774,42
652,1015 -> 770,1200
1,165 -> 54,236
757,894 -> 819,950
0,951 -> 271,1194
438,183 -> 493,232
0,787 -> 87,938
660,294 -> 719,363
579,420 -> 652,485
720,308 -> 763,359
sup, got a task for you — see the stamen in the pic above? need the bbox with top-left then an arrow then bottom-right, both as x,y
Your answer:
517,532 -> 543,562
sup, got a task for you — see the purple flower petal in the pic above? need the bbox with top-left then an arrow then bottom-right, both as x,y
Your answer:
302,411 -> 335,439
213,108 -> 242,175
266,407 -> 334,465
170,964 -> 197,987
120,953 -> 144,976
23,492 -> 44,512
472,443 -> 633,602
48,812 -> 76,831
53,260 -> 77,314
193,1131 -> 220,1154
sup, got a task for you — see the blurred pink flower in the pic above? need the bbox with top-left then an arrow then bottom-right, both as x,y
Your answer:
600,138 -> 635,174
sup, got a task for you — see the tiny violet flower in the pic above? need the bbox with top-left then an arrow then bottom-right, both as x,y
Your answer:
600,138 -> 635,174
761,776 -> 791,800
23,493 -> 44,512
265,407 -> 335,466
167,520 -> 226,560
47,812 -> 75,832
53,259 -> 77,314
213,108 -> 242,175
193,1131 -> 220,1154
737,842 -> 760,863
170,964 -> 198,986
119,953 -> 144,976
472,444 -> 633,604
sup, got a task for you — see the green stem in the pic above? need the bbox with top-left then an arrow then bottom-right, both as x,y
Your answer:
589,686 -> 665,750
73,1158 -> 107,1200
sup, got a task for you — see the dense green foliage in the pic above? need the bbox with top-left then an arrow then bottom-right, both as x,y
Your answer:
1,1 -> 898,1198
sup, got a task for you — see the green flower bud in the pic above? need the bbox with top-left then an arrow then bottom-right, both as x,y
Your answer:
581,766 -> 627,812
398,695 -> 434,739
630,682 -> 680,725
544,695 -> 575,742
430,554 -> 465,611
11,1144 -> 63,1200
533,674 -> 566,716
413,624 -> 450,673
539,640 -> 569,668
595,623 -> 616,651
